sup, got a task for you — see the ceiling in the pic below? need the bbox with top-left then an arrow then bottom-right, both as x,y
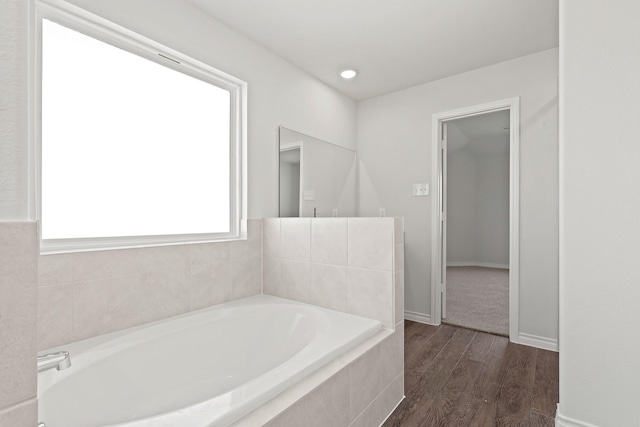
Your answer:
186,0 -> 559,101
279,148 -> 300,164
447,110 -> 510,155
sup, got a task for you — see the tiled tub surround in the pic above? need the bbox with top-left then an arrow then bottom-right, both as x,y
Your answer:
0,222 -> 38,425
37,220 -> 263,350
248,217 -> 405,426
34,217 -> 403,426
264,217 -> 404,328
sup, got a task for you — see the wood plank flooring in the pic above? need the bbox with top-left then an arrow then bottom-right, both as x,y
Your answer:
383,321 -> 559,426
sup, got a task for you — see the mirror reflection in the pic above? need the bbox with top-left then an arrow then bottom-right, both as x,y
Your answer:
279,127 -> 356,217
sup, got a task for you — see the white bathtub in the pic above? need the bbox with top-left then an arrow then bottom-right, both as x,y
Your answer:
37,295 -> 381,427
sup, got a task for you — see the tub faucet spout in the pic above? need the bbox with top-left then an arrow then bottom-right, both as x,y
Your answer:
37,351 -> 71,372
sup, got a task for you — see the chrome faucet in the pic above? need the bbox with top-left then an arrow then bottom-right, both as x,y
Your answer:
37,351 -> 71,372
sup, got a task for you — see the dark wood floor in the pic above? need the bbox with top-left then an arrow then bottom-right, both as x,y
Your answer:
383,321 -> 559,427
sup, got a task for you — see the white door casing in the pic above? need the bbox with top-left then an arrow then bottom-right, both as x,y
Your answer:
441,122 -> 448,319
430,97 -> 520,343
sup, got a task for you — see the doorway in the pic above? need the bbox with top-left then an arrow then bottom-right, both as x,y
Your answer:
431,97 -> 520,341
279,144 -> 302,217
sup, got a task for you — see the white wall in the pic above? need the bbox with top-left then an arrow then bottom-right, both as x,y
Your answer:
475,151 -> 510,266
0,0 -> 29,220
357,48 -> 559,342
447,150 -> 477,263
559,1 -> 640,425
279,160 -> 300,217
300,140 -> 356,218
0,0 -> 357,221
447,139 -> 510,268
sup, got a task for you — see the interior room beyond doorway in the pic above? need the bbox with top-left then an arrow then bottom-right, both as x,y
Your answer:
442,110 -> 510,336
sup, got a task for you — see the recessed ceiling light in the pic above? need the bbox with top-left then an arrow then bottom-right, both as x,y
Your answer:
339,69 -> 358,79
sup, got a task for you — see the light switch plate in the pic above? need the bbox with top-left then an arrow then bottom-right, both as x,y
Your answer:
412,183 -> 429,196
303,190 -> 315,201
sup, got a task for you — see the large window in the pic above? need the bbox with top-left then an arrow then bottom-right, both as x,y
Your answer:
36,2 -> 246,252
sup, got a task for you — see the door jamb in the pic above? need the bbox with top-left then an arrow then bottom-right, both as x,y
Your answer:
430,97 -> 520,343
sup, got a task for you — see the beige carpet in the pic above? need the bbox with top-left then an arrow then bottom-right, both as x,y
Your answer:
443,266 -> 509,336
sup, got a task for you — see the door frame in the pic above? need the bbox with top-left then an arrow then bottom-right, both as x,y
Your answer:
279,141 -> 304,217
430,97 -> 520,342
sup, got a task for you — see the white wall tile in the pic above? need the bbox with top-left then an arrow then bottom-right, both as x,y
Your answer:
349,401 -> 381,427
350,354 -> 403,427
348,268 -> 393,326
349,344 -> 383,420
306,369 -> 350,427
231,257 -> 262,299
189,242 -> 231,266
378,373 -> 404,424
231,220 -> 262,260
263,397 -> 308,427
138,267 -> 191,324
263,257 -> 283,297
0,222 -> 37,411
380,328 -> 404,387
38,254 -> 72,286
72,275 -> 144,341
71,245 -> 190,281
348,218 -> 393,271
190,262 -> 232,310
0,318 -> 36,410
309,263 -> 348,312
311,218 -> 347,266
0,399 -> 37,427
38,221 -> 264,349
263,218 -> 281,258
395,270 -> 405,326
280,260 -> 310,301
394,243 -> 404,272
37,284 -> 73,350
280,218 -> 311,262
0,223 -> 37,272
0,268 -> 36,321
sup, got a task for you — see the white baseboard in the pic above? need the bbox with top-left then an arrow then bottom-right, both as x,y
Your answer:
446,261 -> 509,269
518,332 -> 558,352
404,310 -> 433,325
555,405 -> 600,427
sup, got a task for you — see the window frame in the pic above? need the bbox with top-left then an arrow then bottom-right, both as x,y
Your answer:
32,0 -> 248,254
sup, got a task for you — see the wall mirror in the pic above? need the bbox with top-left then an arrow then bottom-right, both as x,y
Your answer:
279,127 -> 356,217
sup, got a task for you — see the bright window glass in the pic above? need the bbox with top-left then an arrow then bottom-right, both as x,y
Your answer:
41,19 -> 232,241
